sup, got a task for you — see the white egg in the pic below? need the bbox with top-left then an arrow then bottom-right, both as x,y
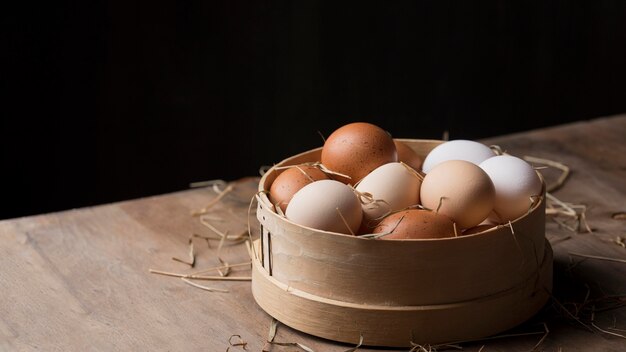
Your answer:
422,140 -> 496,173
479,155 -> 543,222
355,162 -> 421,226
286,180 -> 363,235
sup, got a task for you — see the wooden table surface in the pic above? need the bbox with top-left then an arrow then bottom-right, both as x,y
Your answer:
1,115 -> 625,351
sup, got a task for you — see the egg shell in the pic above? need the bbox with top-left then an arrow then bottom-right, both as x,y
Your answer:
394,140 -> 423,171
463,224 -> 497,236
420,160 -> 496,229
422,140 -> 496,173
286,180 -> 363,235
269,165 -> 330,213
373,209 -> 455,239
321,122 -> 397,183
479,155 -> 543,222
481,213 -> 501,225
355,162 -> 421,231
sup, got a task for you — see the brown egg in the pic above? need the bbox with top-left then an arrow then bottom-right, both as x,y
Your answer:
321,122 -> 397,184
420,160 -> 495,229
394,140 -> 423,171
463,224 -> 497,236
269,166 -> 329,212
372,209 -> 456,239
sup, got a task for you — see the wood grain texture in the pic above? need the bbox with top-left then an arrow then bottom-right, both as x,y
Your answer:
1,115 -> 626,351
251,239 -> 553,347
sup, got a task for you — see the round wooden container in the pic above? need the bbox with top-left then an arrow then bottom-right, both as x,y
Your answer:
251,139 -> 553,347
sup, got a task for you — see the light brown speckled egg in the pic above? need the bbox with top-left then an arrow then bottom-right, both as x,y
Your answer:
321,122 -> 397,184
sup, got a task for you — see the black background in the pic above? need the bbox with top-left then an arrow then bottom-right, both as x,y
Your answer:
3,1 -> 626,219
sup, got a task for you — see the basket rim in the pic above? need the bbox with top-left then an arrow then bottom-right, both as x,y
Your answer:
257,138 -> 545,242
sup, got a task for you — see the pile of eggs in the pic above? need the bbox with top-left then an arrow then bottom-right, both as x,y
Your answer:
268,122 -> 543,239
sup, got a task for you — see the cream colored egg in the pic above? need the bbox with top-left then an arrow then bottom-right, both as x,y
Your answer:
420,160 -> 495,229
479,155 -> 543,222
286,180 -> 363,235
356,162 -> 421,227
269,165 -> 330,213
422,140 -> 496,173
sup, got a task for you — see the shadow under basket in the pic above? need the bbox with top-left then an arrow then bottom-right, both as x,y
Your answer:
251,139 -> 553,348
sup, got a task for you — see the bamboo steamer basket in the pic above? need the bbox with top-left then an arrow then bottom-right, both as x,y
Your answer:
252,139 -> 553,347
